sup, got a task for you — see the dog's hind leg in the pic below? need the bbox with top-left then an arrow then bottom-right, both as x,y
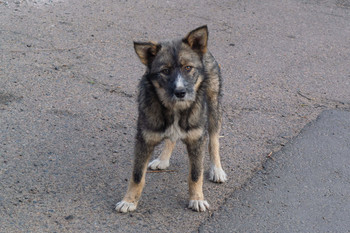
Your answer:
116,133 -> 158,213
207,93 -> 227,183
148,139 -> 175,170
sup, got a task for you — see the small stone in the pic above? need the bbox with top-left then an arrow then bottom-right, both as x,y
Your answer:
65,215 -> 74,221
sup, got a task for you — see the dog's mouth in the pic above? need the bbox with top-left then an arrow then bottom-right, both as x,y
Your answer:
172,99 -> 192,110
155,85 -> 195,109
170,91 -> 196,110
173,95 -> 187,102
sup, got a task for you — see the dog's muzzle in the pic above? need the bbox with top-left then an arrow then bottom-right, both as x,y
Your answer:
174,74 -> 186,99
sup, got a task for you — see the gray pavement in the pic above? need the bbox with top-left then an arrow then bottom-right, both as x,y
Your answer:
1,0 -> 350,232
201,110 -> 350,232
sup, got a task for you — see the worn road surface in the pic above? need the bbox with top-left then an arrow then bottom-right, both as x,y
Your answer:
200,110 -> 350,232
1,0 -> 349,232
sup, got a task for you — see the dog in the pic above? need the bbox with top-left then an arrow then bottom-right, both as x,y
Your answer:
116,25 -> 227,213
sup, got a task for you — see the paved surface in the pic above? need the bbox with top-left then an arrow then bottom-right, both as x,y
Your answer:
0,0 -> 350,232
200,110 -> 350,232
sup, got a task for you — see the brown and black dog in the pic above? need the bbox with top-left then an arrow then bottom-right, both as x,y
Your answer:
116,25 -> 227,213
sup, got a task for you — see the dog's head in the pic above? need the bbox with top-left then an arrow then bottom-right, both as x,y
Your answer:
134,26 -> 208,110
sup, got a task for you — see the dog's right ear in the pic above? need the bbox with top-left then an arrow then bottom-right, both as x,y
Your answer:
134,42 -> 161,66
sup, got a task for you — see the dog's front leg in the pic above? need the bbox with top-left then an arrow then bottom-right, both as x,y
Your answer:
148,139 -> 176,170
116,132 -> 157,213
207,94 -> 227,183
184,136 -> 210,212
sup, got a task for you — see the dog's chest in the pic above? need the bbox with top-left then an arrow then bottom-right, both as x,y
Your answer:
164,113 -> 186,141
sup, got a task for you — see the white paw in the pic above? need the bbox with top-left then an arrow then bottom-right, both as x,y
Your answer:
209,165 -> 227,183
115,201 -> 137,213
148,158 -> 170,170
188,200 -> 210,212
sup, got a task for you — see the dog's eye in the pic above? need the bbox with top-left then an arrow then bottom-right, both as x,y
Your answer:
161,69 -> 170,75
184,66 -> 192,72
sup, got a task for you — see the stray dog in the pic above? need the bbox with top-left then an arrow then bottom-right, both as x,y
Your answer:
116,25 -> 227,213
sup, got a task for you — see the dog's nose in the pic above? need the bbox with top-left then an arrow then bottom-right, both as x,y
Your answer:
174,88 -> 186,98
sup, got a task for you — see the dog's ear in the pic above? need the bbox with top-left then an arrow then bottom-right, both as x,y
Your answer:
134,41 -> 161,66
183,25 -> 208,54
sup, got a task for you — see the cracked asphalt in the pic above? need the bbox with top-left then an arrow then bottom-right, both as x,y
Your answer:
1,0 -> 349,232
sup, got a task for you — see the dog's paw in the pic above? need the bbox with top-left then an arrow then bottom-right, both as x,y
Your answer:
148,158 -> 169,170
209,165 -> 227,183
188,200 -> 210,212
115,201 -> 137,213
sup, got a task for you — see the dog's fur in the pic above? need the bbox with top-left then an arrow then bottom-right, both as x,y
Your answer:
116,26 -> 227,213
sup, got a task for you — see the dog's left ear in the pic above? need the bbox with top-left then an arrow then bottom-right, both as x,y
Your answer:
183,25 -> 208,54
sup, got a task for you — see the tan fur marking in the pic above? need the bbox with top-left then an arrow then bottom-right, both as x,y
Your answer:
178,49 -> 202,68
186,127 -> 204,142
151,80 -> 160,89
159,139 -> 176,161
194,76 -> 203,92
136,55 -> 148,66
209,132 -> 223,168
206,90 -> 217,101
185,27 -> 208,54
134,41 -> 159,65
173,101 -> 192,111
122,180 -> 144,204
206,73 -> 220,100
142,130 -> 163,144
188,172 -> 204,200
122,160 -> 149,204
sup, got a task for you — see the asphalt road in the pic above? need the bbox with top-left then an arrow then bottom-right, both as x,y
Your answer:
200,110 -> 350,232
1,0 -> 350,232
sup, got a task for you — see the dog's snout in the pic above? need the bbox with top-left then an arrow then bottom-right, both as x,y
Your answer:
174,74 -> 186,99
175,88 -> 186,98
